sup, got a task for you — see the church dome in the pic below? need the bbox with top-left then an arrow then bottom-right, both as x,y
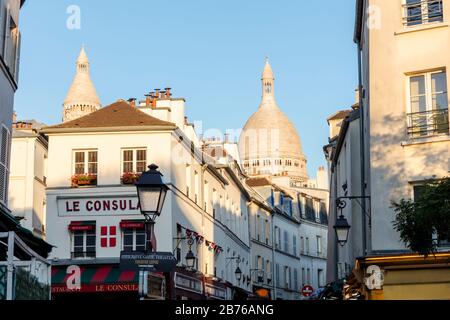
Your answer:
239,59 -> 308,180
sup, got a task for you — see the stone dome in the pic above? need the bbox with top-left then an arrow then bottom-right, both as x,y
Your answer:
239,59 -> 308,180
63,46 -> 101,122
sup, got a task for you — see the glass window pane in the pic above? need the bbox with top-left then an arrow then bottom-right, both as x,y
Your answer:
88,151 -> 97,162
123,162 -> 133,173
88,163 -> 97,174
86,235 -> 96,246
136,150 -> 146,161
75,152 -> 85,163
410,75 -> 425,95
124,234 -> 133,246
431,72 -> 448,110
136,161 -> 146,173
123,150 -> 133,162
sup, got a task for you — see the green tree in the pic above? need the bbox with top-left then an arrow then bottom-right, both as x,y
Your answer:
392,177 -> 450,256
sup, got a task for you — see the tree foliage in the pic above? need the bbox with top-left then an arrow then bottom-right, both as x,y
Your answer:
392,177 -> 450,256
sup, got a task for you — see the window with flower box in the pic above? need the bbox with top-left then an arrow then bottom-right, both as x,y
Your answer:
121,148 -> 146,184
72,150 -> 98,187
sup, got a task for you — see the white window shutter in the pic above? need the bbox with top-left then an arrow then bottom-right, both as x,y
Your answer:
3,6 -> 9,62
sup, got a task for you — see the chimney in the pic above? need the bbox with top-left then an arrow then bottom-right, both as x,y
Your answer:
127,98 -> 137,107
12,111 -> 17,123
154,89 -> 160,99
160,90 -> 166,99
145,94 -> 151,106
165,87 -> 171,98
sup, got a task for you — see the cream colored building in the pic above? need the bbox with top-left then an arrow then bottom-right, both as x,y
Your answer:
9,118 -> 47,236
355,0 -> 450,254
324,0 -> 450,299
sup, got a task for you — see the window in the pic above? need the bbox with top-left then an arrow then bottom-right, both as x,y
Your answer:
318,269 -> 324,287
194,171 -> 199,204
283,231 -> 289,253
1,5 -> 21,81
204,180 -> 209,212
122,149 -> 146,174
407,70 -> 449,138
305,198 -> 315,221
293,235 -> 297,256
275,226 -> 281,249
74,150 -> 98,175
302,268 -> 306,286
72,229 -> 96,258
275,264 -> 280,287
122,228 -> 146,252
306,237 -> 310,254
294,269 -> 298,291
266,261 -> 271,283
0,125 -> 10,204
284,266 -> 291,289
403,0 -> 443,26
316,236 -> 322,255
185,164 -> 191,197
300,236 -> 304,254
212,189 -> 217,218
307,268 -> 311,285
265,219 -> 270,244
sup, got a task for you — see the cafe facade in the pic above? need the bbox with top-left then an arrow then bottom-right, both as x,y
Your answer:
43,96 -> 252,300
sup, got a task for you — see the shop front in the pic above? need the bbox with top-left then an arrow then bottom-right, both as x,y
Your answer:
170,267 -> 205,300
346,252 -> 450,300
204,277 -> 227,300
51,263 -> 140,300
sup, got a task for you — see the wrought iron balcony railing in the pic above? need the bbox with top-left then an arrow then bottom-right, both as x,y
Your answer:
403,0 -> 443,26
407,108 -> 449,138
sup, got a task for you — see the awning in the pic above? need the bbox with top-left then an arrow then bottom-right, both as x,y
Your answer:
120,220 -> 145,229
51,264 -> 139,294
68,221 -> 96,231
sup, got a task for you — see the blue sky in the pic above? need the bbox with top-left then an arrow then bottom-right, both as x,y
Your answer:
15,0 -> 358,177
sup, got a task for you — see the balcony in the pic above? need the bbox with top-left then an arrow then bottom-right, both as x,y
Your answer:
403,0 -> 443,27
407,109 -> 449,138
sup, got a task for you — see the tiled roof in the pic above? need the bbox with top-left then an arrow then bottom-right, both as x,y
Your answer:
246,177 -> 272,187
43,100 -> 176,131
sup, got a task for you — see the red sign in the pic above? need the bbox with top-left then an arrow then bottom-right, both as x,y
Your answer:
301,285 -> 314,297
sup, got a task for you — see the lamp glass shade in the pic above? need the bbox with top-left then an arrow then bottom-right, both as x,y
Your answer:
135,164 -> 168,220
334,215 -> 351,246
186,250 -> 196,269
235,267 -> 242,282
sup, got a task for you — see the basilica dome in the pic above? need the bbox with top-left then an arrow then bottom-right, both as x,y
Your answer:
239,60 -> 308,181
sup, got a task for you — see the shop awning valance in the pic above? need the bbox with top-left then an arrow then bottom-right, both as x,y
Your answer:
120,220 -> 145,229
68,221 -> 96,231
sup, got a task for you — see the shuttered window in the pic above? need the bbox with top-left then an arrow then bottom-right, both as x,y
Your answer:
0,125 -> 10,204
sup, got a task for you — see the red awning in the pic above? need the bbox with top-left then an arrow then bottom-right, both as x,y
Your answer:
120,220 -> 145,229
68,221 -> 96,231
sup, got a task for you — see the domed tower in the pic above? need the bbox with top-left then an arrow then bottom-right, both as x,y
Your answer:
239,59 -> 308,183
63,46 -> 101,122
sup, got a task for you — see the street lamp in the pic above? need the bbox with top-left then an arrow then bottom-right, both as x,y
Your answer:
135,164 -> 168,222
334,214 -> 351,246
235,266 -> 242,282
185,239 -> 196,269
135,164 -> 168,252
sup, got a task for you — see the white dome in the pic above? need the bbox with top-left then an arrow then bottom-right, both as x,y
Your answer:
239,60 -> 308,180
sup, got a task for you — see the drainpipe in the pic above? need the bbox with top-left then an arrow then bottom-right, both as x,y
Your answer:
357,42 -> 368,256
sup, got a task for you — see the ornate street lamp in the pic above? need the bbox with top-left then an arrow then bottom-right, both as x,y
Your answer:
185,239 -> 196,269
135,164 -> 168,252
235,266 -> 242,282
334,214 -> 351,246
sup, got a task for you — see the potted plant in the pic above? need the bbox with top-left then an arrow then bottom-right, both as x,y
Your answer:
121,172 -> 141,185
71,174 -> 97,187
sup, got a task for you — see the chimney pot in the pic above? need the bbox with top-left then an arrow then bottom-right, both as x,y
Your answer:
165,87 -> 171,98
128,98 -> 137,107
145,94 -> 151,106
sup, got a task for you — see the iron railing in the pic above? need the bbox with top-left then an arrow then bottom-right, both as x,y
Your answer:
403,0 -> 443,26
407,108 -> 449,138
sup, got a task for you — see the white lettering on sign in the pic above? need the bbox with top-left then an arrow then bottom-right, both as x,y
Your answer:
58,197 -> 140,216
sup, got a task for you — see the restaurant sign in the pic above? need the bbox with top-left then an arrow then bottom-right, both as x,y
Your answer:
57,196 -> 140,216
120,252 -> 178,272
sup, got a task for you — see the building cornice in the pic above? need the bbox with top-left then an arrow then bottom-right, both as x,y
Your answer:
41,125 -> 177,135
